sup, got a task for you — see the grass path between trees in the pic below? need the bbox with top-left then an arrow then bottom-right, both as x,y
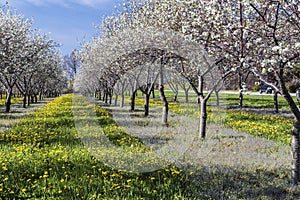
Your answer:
0,98 -> 52,133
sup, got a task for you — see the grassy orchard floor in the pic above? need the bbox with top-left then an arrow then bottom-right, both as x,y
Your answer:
132,92 -> 294,145
0,94 -> 199,199
108,103 -> 300,199
0,94 -> 300,199
0,96 -> 30,133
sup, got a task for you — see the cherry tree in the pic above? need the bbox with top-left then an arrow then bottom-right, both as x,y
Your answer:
15,32 -> 57,107
0,7 -> 33,112
75,0 -> 232,137
113,76 -> 129,107
0,5 -> 68,111
244,1 -> 300,184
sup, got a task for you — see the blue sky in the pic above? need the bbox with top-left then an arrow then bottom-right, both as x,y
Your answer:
1,0 -> 119,55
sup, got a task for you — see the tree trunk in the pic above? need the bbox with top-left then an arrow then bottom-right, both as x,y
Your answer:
109,92 -> 112,105
274,91 -> 279,113
152,87 -> 155,99
39,92 -> 43,101
215,90 -> 220,106
199,98 -> 208,139
173,93 -> 178,102
105,92 -> 108,104
5,89 -> 12,113
27,95 -> 31,107
23,95 -> 27,108
102,92 -> 105,102
144,93 -> 150,116
120,94 -> 125,108
114,94 -> 118,106
130,90 -> 137,111
184,89 -> 189,103
159,84 -> 168,125
292,121 -> 300,185
239,91 -> 243,108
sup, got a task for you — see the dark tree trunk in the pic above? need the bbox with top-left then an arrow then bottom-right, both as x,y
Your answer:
109,92 -> 112,105
274,91 -> 279,113
199,98 -> 208,139
292,121 -> 300,185
173,93 -> 178,102
39,92 -> 42,101
130,90 -> 137,111
27,95 -> 31,107
23,95 -> 27,108
159,84 -> 168,125
5,89 -> 12,113
152,86 -> 155,99
105,93 -> 108,104
239,91 -> 243,108
144,93 -> 150,116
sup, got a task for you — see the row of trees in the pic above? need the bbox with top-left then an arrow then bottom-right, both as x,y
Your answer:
76,0 -> 300,184
0,5 -> 68,112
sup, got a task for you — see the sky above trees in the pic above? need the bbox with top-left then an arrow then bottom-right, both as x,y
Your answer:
1,0 -> 118,54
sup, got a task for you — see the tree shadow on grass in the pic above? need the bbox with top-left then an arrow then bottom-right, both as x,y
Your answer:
186,164 -> 300,200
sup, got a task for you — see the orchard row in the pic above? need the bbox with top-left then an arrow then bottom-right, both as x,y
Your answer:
0,5 -> 68,112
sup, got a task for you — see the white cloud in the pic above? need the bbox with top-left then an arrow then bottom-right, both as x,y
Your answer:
23,0 -> 110,8
76,0 -> 110,8
3,0 -> 112,9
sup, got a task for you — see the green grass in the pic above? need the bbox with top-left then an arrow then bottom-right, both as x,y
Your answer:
0,96 -> 23,108
150,90 -> 297,110
0,94 -> 200,199
133,97 -> 293,145
1,94 -> 300,199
